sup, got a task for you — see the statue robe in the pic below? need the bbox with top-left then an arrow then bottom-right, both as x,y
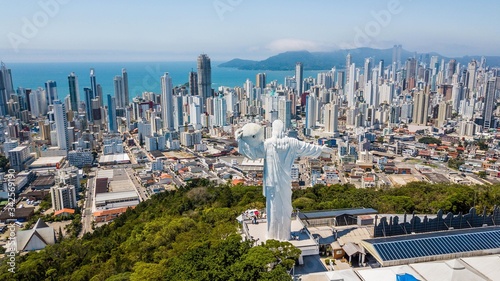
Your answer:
238,136 -> 323,241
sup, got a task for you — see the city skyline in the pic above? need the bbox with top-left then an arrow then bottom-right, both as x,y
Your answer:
1,0 -> 500,62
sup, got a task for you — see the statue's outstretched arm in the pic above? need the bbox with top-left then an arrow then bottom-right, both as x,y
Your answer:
237,139 -> 265,160
293,139 -> 324,158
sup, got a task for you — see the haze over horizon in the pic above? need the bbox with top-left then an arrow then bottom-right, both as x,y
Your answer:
1,0 -> 500,62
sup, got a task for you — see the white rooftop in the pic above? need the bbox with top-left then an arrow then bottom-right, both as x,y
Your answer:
410,259 -> 488,281
95,190 -> 139,204
460,255 -> 500,280
30,156 -> 64,167
356,265 -> 423,281
9,146 -> 27,152
98,153 -> 130,163
97,169 -> 114,179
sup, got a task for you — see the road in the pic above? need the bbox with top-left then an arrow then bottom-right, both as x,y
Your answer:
80,173 -> 95,236
126,168 -> 150,202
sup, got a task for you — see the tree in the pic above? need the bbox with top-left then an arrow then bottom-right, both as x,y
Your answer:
58,226 -> 64,242
478,171 -> 487,179
83,166 -> 92,175
6,181 -> 500,280
0,155 -> 8,171
418,137 -> 442,145
477,140 -> 489,150
448,158 -> 465,170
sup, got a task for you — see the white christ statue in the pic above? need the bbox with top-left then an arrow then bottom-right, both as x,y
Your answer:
236,120 -> 331,241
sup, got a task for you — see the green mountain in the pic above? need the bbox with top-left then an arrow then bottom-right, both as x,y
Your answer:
1,179 -> 499,280
219,48 -> 500,70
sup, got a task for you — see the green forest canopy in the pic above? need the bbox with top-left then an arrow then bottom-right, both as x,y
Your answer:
1,180 -> 499,281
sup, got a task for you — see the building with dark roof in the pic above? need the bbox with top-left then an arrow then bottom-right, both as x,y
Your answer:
298,208 -> 378,227
31,174 -> 55,190
95,178 -> 108,194
0,207 -> 35,222
362,226 -> 500,267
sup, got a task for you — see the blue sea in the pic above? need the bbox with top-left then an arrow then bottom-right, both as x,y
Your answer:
8,61 -> 325,102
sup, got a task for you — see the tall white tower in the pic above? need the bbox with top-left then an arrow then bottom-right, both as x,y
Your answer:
113,75 -> 124,108
161,73 -> 174,132
278,98 -> 292,130
295,62 -> 303,94
324,103 -> 339,134
213,95 -> 227,127
347,63 -> 356,107
122,68 -> 129,107
53,100 -> 69,151
244,79 -> 254,103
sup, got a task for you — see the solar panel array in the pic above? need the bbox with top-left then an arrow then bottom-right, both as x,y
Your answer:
372,229 -> 500,261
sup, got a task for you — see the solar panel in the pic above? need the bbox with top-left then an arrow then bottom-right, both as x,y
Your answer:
371,229 -> 500,261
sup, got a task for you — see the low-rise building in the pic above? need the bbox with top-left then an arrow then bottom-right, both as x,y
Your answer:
50,184 -> 77,211
67,150 -> 94,168
8,146 -> 33,172
16,219 -> 55,251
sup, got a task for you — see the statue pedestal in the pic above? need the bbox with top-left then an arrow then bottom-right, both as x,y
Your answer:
242,216 -> 319,265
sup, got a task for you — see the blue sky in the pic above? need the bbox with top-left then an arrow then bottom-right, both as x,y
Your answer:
1,0 -> 499,62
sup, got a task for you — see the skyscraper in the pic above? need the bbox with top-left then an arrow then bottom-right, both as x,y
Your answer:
29,89 -> 42,117
451,82 -> 464,112
347,63 -> 356,107
0,71 -> 7,116
84,87 -> 93,122
324,103 -> 339,134
466,60 -> 477,92
113,75 -> 124,107
189,71 -> 198,96
446,59 -> 457,84
305,94 -> 317,134
197,54 -> 212,105
379,60 -> 385,79
161,73 -> 174,131
295,62 -> 303,95
345,53 -> 352,82
483,78 -> 497,130
50,184 -> 77,211
412,91 -> 429,125
256,73 -> 266,89
278,98 -> 292,130
173,95 -> 183,130
213,95 -> 227,127
122,68 -> 129,107
392,44 -> 402,69
90,68 -> 98,104
405,58 -> 417,89
364,58 -> 372,82
90,68 -> 97,98
53,100 -> 69,151
107,94 -> 117,133
244,79 -> 254,103
44,80 -> 57,105
0,62 -> 14,116
68,72 -> 79,112
437,101 -> 452,127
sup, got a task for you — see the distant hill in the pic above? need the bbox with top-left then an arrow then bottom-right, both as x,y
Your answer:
219,48 -> 500,70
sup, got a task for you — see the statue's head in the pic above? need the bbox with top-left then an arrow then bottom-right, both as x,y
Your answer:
239,123 -> 264,147
272,120 -> 285,139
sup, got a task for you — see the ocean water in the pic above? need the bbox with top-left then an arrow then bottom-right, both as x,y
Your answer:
8,61 -> 325,102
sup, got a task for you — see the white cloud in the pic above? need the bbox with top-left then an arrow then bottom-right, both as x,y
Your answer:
265,39 -> 329,53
